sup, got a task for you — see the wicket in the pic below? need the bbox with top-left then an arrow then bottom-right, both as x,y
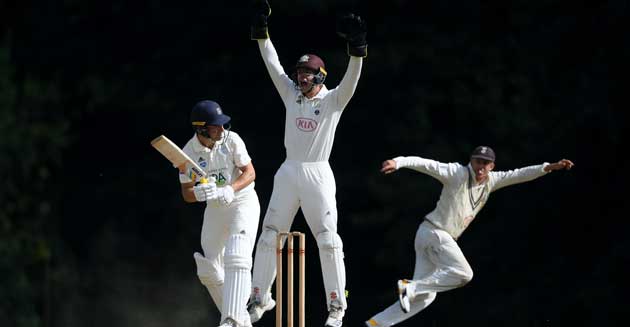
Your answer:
276,231 -> 305,327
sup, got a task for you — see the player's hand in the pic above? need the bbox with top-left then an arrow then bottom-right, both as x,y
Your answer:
336,13 -> 367,57
380,159 -> 397,174
193,182 -> 218,202
546,159 -> 575,172
216,186 -> 235,206
251,0 -> 271,40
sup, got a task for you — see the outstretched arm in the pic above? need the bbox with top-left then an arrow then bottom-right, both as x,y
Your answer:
381,156 -> 462,184
492,159 -> 575,191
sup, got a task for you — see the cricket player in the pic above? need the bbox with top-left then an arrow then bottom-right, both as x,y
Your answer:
247,1 -> 367,326
365,146 -> 574,326
180,100 -> 260,327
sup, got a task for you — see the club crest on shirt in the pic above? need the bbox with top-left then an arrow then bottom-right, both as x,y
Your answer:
296,117 -> 318,132
198,157 -> 207,168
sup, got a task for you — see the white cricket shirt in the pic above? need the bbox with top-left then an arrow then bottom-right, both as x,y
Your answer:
258,39 -> 362,162
394,156 -> 550,239
182,131 -> 255,199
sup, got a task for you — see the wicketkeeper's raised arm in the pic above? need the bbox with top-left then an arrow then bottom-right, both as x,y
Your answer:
250,0 -> 294,99
333,14 -> 367,107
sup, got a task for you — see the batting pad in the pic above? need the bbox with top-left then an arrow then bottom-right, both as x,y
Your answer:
223,234 -> 254,326
316,231 -> 347,310
194,252 -> 224,313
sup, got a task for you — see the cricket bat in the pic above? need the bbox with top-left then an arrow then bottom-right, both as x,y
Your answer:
151,135 -> 208,184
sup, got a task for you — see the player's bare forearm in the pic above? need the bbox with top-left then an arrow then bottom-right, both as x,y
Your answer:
544,159 -> 575,172
231,162 -> 256,192
180,182 -> 197,203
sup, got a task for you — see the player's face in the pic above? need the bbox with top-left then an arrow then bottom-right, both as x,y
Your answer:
471,158 -> 495,182
206,125 -> 224,142
296,68 -> 317,92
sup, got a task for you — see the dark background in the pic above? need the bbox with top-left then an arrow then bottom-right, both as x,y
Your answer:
1,0 -> 628,326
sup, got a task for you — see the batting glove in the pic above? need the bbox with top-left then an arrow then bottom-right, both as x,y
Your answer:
336,13 -> 368,57
216,186 -> 235,206
193,182 -> 218,202
251,0 -> 271,40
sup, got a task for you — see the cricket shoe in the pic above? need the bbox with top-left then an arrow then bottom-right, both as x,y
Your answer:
218,318 -> 237,327
324,305 -> 345,327
365,318 -> 383,327
247,298 -> 275,323
397,279 -> 411,313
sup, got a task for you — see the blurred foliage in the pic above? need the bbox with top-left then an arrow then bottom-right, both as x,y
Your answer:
0,0 -> 627,326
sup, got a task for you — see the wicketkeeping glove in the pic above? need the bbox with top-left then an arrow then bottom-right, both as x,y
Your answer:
193,182 -> 218,202
216,185 -> 235,206
336,13 -> 368,57
251,0 -> 271,40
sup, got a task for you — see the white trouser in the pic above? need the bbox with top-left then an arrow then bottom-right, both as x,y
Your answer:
251,160 -> 347,310
195,189 -> 260,324
368,221 -> 473,326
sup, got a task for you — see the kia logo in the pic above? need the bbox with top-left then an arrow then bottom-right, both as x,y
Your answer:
296,117 -> 318,132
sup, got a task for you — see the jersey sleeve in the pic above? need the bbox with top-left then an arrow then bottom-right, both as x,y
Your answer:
328,56 -> 362,110
489,163 -> 549,191
393,156 -> 464,184
258,39 -> 295,102
230,133 -> 252,168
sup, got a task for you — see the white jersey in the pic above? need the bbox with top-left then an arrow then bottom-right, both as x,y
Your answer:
257,39 -> 362,162
182,131 -> 255,199
394,156 -> 550,239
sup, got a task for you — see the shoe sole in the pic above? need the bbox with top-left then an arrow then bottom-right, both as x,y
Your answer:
397,280 -> 410,313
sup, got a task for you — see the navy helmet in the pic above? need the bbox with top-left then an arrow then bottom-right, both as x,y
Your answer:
191,100 -> 231,127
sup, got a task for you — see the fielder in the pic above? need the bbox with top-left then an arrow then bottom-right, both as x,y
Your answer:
365,146 -> 574,326
247,1 -> 367,326
179,100 -> 260,327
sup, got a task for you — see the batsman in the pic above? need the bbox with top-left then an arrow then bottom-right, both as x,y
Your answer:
247,1 -> 367,326
179,100 -> 260,327
365,146 -> 574,326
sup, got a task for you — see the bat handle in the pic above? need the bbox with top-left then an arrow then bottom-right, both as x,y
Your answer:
200,176 -> 215,184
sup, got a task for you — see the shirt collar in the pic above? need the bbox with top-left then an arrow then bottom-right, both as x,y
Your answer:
301,85 -> 329,100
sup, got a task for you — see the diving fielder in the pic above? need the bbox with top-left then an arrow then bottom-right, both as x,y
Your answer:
365,146 -> 574,327
247,1 -> 367,326
180,100 -> 260,327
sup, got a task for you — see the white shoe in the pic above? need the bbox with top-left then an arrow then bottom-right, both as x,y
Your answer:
324,305 -> 344,327
397,279 -> 411,313
247,298 -> 275,323
218,318 -> 237,327
365,318 -> 382,326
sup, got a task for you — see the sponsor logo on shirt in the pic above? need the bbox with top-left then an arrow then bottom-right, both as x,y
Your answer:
296,117 -> 318,132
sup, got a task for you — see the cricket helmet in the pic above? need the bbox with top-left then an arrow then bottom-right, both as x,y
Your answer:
190,100 -> 231,127
295,54 -> 327,84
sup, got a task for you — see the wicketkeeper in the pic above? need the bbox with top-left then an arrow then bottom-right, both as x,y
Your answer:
179,100 -> 260,327
365,146 -> 574,326
247,1 -> 367,326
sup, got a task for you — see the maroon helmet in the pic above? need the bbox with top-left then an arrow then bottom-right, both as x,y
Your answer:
295,54 -> 327,84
